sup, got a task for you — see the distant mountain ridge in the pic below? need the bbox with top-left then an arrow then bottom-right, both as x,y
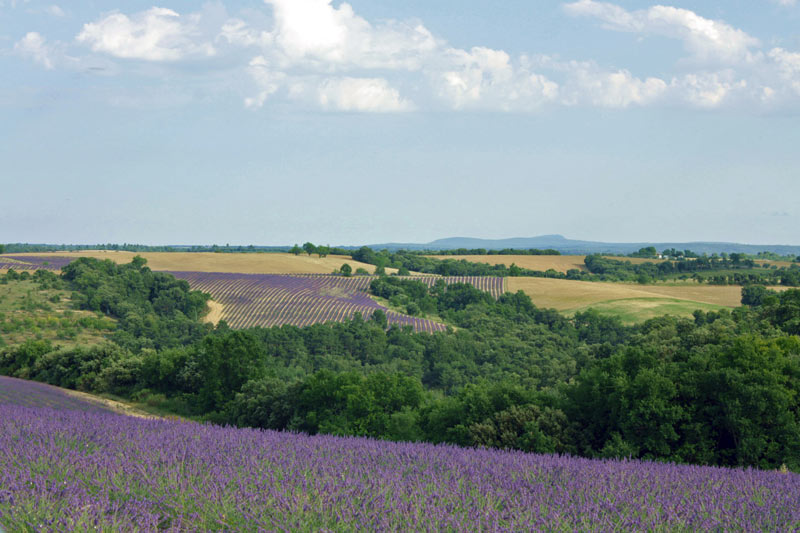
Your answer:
365,235 -> 800,256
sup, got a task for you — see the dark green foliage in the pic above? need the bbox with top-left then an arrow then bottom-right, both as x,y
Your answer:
2,260 -> 800,471
303,242 -> 317,256
349,247 -> 799,286
61,257 -> 212,350
741,285 -> 772,307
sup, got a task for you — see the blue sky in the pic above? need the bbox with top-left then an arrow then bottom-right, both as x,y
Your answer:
2,0 -> 799,246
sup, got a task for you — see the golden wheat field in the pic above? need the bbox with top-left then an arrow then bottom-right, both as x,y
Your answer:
506,277 -> 745,311
8,251 -> 391,275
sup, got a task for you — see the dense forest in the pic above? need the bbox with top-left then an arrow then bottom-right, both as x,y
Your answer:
1,257 -> 799,472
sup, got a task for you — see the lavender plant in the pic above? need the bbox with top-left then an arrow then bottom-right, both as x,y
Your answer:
1,376 -> 798,532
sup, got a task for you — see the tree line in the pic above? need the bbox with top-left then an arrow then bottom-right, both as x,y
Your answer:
1,257 -> 799,471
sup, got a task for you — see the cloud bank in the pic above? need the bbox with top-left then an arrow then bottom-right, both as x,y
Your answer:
11,0 -> 800,112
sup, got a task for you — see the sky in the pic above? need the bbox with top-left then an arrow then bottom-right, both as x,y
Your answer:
1,0 -> 799,246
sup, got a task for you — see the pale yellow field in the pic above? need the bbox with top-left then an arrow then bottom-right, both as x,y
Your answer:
203,300 -> 224,325
425,254 -> 666,273
507,277 -> 746,311
755,259 -> 796,268
9,251 -> 393,275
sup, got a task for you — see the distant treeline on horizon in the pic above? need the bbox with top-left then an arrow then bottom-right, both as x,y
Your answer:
2,242 -> 799,262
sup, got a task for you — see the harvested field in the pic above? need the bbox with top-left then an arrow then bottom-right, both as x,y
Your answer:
5,251 -> 392,275
507,277 -> 745,312
572,298 -> 725,324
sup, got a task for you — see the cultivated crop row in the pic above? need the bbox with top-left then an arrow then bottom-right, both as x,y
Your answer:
0,256 -> 73,271
396,275 -> 507,299
169,272 -> 452,333
0,376 -> 108,412
1,398 -> 798,531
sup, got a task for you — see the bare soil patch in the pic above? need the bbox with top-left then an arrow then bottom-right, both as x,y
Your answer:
203,300 -> 224,325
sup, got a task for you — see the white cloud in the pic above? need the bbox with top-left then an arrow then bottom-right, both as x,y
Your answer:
564,0 -> 760,64
77,7 -> 215,61
768,48 -> 800,95
45,5 -> 64,17
243,55 -> 285,108
571,67 -> 667,107
671,72 -> 747,107
12,0 -> 800,113
771,0 -> 796,6
316,77 -> 413,112
264,0 -> 439,70
437,47 -> 559,110
218,19 -> 273,49
14,32 -> 55,69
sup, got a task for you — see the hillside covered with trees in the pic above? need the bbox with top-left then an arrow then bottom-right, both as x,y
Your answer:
1,257 -> 799,472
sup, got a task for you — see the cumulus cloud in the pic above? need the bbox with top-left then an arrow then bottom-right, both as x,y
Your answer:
77,7 -> 215,61
11,0 -> 800,112
768,48 -> 800,95
436,47 -> 559,110
564,0 -> 760,64
315,77 -> 413,112
567,66 -> 667,107
265,0 -> 438,70
243,55 -> 285,109
14,32 -> 56,69
671,72 -> 748,107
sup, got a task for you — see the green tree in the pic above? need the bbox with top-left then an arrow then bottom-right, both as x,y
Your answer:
302,242 -> 317,256
340,263 -> 352,277
289,244 -> 303,256
370,309 -> 388,328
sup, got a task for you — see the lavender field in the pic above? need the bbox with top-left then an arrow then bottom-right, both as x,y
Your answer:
1,376 -> 798,532
0,254 -> 505,333
0,376 -> 110,413
169,272 -> 504,332
0,255 -> 72,272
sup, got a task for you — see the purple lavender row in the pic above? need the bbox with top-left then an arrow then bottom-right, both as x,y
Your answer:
0,376 -> 110,413
1,401 -> 798,531
0,255 -> 75,270
169,271 -> 448,333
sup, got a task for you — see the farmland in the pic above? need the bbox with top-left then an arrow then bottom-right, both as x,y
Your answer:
0,375 -> 111,412
1,386 -> 798,531
0,252 -> 758,325
4,251 -> 391,275
506,277 -> 749,322
2,255 -> 799,480
0,255 -> 74,272
170,272 -> 504,332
